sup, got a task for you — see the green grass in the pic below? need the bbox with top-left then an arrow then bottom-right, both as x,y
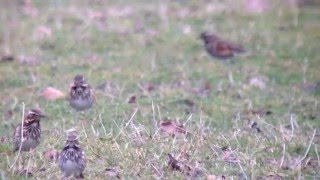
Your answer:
0,0 -> 319,179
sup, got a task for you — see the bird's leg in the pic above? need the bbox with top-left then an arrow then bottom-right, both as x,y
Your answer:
80,111 -> 86,122
18,154 -> 24,171
77,173 -> 85,179
25,149 -> 35,177
228,71 -> 234,85
73,109 -> 78,126
61,173 -> 68,180
226,59 -> 236,85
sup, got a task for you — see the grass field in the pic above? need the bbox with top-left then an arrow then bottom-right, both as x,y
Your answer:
0,0 -> 319,179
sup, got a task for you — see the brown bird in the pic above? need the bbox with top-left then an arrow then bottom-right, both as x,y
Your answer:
200,32 -> 245,59
69,75 -> 95,112
13,109 -> 46,152
59,129 -> 86,179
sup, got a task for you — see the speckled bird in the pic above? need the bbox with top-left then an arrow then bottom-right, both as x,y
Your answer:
69,75 -> 95,111
59,129 -> 86,179
13,109 -> 46,152
200,32 -> 245,59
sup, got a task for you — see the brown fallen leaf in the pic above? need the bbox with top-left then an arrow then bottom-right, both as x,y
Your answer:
160,119 -> 187,136
43,149 -> 59,162
40,87 -> 65,100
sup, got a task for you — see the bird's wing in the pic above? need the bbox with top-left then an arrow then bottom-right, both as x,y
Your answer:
216,41 -> 233,57
13,124 -> 22,151
228,41 -> 245,53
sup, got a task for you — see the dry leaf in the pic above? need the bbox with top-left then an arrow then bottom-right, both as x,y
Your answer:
40,87 -> 65,100
43,149 -> 59,162
160,119 -> 187,136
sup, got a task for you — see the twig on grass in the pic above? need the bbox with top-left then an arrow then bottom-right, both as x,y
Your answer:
299,129 -> 317,163
9,102 -> 25,174
280,143 -> 286,168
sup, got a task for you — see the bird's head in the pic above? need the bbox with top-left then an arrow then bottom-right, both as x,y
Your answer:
73,75 -> 86,86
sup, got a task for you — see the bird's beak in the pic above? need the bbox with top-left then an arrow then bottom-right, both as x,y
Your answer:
39,112 -> 47,118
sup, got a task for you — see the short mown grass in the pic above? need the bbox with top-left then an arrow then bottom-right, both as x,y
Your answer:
0,0 -> 319,179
